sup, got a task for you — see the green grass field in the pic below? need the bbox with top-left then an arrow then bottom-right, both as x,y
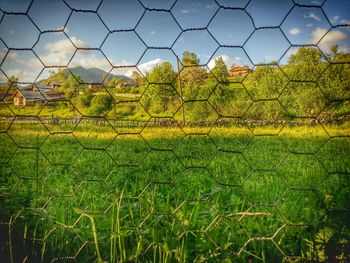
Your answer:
0,122 -> 350,262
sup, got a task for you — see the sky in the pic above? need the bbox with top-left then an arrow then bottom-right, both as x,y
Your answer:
0,0 -> 349,83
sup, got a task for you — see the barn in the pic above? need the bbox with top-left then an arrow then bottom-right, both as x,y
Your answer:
13,89 -> 46,106
229,66 -> 251,77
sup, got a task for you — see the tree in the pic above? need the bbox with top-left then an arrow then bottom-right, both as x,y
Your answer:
143,62 -> 179,114
89,94 -> 113,115
285,47 -> 327,81
182,51 -> 200,66
147,61 -> 177,84
7,75 -> 18,89
289,47 -> 323,65
210,57 -> 229,82
131,70 -> 146,86
61,74 -> 82,98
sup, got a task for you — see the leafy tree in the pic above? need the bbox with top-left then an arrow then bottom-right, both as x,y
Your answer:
61,74 -> 82,98
131,70 -> 146,86
285,47 -> 327,81
147,62 -> 176,84
89,94 -> 114,115
289,47 -> 323,65
78,88 -> 94,108
142,62 -> 179,114
178,66 -> 208,98
182,51 -> 200,66
7,75 -> 18,89
210,57 -> 229,82
244,65 -> 288,99
38,69 -> 67,86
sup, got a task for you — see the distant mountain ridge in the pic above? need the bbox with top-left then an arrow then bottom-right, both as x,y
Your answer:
69,66 -> 132,83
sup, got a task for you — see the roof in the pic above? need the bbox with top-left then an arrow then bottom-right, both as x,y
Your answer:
14,90 -> 46,101
48,82 -> 63,85
35,85 -> 52,91
231,66 -> 250,71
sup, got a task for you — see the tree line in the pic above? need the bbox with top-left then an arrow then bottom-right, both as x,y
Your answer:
3,46 -> 349,122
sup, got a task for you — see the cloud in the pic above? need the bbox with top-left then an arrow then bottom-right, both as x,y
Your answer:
44,36 -> 88,53
289,28 -> 301,35
331,15 -> 340,24
206,4 -> 216,9
38,36 -> 89,66
69,50 -> 111,70
2,51 -> 43,82
138,58 -> 163,74
304,12 -> 322,22
340,19 -> 350,25
312,27 -> 349,52
180,9 -> 189,13
208,55 -> 242,70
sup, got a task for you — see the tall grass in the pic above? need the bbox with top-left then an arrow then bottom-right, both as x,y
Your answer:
0,124 -> 349,262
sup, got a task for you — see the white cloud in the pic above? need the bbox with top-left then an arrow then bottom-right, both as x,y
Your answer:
304,12 -> 322,22
312,27 -> 349,52
311,0 -> 321,4
2,51 -> 43,82
138,58 -> 163,74
331,15 -> 340,24
208,55 -> 242,70
69,50 -> 111,71
340,19 -> 350,24
180,9 -> 189,13
45,36 -> 88,53
289,28 -> 301,35
38,36 -> 89,66
206,4 -> 216,9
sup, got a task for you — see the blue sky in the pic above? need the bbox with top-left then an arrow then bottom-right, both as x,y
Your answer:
0,0 -> 349,83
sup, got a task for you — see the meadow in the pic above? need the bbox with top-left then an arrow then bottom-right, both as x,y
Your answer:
0,120 -> 349,262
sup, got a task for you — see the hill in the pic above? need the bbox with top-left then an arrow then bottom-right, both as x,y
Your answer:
69,67 -> 132,83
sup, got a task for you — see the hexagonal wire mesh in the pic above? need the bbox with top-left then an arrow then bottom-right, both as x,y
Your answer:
0,0 -> 349,262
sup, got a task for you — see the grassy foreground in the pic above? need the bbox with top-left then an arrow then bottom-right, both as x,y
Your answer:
0,122 -> 350,262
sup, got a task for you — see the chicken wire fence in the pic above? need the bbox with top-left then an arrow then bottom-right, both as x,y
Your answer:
0,0 -> 349,262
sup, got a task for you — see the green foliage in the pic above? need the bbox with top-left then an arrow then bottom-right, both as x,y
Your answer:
60,74 -> 82,98
146,61 -> 176,84
131,70 -> 146,86
244,65 -> 288,99
210,56 -> 229,82
1,127 -> 349,262
7,75 -> 18,89
89,94 -> 114,115
77,88 -> 94,107
182,51 -> 200,66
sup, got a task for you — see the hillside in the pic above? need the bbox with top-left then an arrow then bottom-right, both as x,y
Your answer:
39,67 -> 132,84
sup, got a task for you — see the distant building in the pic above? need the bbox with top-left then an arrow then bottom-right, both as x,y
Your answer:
88,83 -> 104,89
48,82 -> 62,89
12,86 -> 64,107
13,89 -> 46,106
31,84 -> 52,93
229,66 -> 251,77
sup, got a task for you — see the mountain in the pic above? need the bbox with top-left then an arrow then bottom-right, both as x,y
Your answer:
69,67 -> 132,83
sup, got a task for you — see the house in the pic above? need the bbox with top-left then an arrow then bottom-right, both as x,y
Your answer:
48,82 -> 62,89
13,89 -> 46,106
229,66 -> 251,77
88,83 -> 104,89
31,84 -> 53,93
13,88 -> 64,107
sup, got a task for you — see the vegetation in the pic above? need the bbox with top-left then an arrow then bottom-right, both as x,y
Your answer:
0,124 -> 349,262
0,46 -> 350,262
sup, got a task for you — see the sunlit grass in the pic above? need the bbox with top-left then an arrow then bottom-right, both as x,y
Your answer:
0,123 -> 349,262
